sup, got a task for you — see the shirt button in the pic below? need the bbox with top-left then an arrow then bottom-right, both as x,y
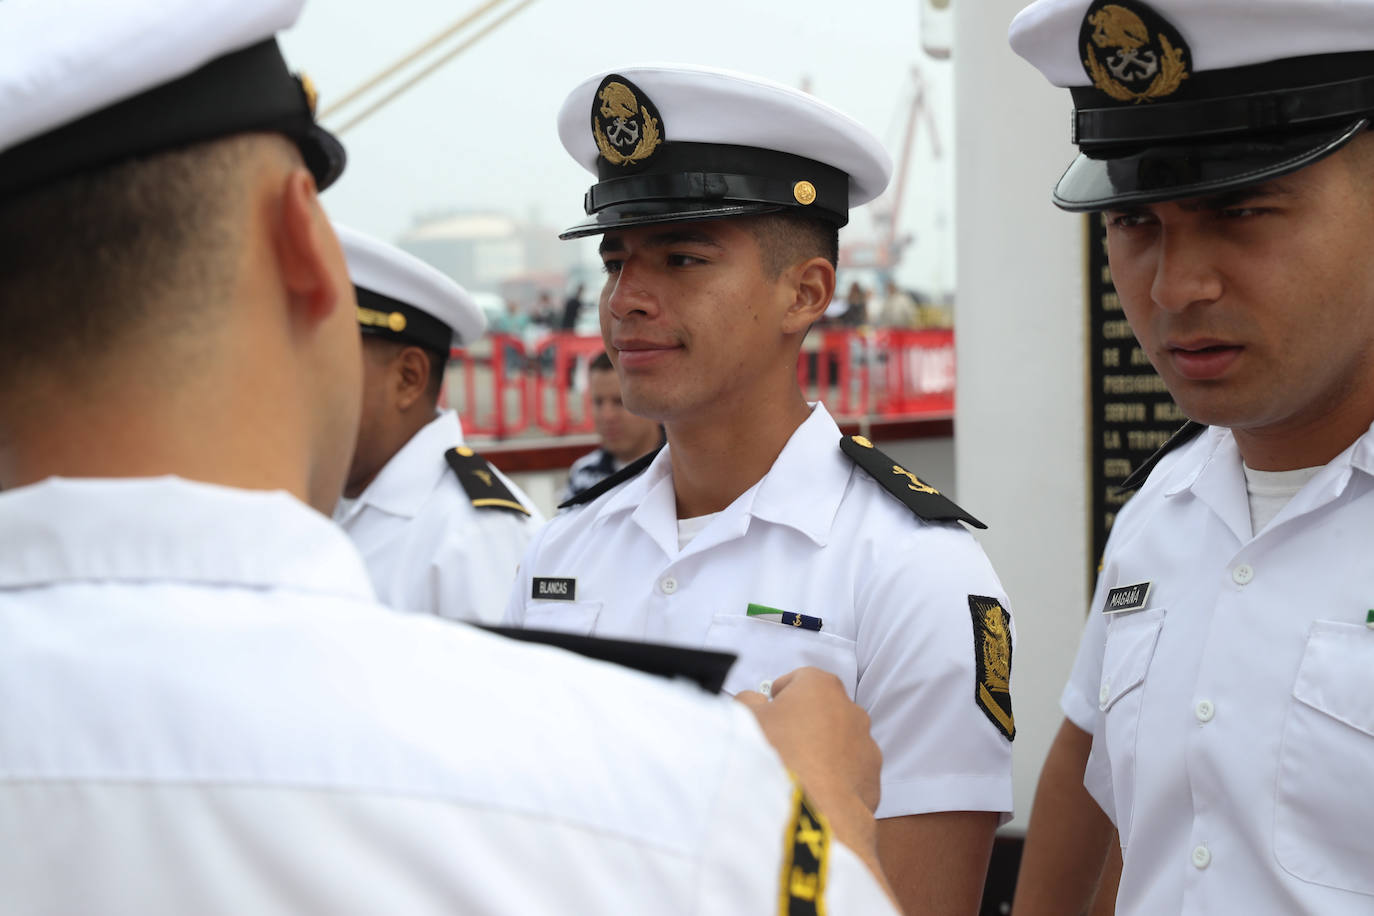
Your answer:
1232,563 -> 1254,585
1195,699 -> 1215,723
659,576 -> 678,595
1192,845 -> 1211,869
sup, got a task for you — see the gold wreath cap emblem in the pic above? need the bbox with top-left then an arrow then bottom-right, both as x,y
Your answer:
591,75 -> 664,167
1079,0 -> 1190,104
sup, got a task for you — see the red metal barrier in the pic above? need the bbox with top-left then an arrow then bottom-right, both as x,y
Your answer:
447,328 -> 954,440
534,333 -> 612,436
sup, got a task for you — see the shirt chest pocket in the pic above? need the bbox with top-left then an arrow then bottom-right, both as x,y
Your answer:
521,600 -> 601,636
1274,621 -> 1374,897
1097,607 -> 1166,840
702,614 -> 858,698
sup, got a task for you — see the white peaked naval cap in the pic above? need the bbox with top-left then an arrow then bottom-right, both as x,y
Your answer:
0,0 -> 344,200
1009,0 -> 1374,210
556,63 -> 893,238
336,224 -> 487,352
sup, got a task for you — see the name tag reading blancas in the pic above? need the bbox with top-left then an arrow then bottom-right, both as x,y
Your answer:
532,577 -> 576,601
1103,582 -> 1151,615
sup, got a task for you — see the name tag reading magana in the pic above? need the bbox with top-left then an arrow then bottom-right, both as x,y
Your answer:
1103,581 -> 1151,615
532,577 -> 576,601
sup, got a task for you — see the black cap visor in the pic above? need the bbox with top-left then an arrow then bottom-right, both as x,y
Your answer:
1054,118 -> 1367,212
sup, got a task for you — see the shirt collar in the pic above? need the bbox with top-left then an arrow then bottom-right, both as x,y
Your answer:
747,402 -> 850,547
1352,419 -> 1374,477
1167,419 -> 1374,541
1163,424 -> 1229,497
349,411 -> 462,520
1168,419 -> 1374,497
590,403 -> 849,548
594,443 -> 674,523
0,476 -> 376,600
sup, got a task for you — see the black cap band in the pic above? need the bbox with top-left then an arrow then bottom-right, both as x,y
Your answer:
1071,51 -> 1374,149
580,141 -> 849,230
0,38 -> 345,200
356,286 -> 452,355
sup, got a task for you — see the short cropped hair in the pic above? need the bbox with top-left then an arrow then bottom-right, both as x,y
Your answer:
0,138 -> 250,384
748,211 -> 840,278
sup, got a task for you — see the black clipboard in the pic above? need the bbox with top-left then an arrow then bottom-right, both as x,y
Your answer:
479,626 -> 738,694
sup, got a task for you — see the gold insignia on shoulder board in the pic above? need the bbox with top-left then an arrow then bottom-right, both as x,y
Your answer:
969,595 -> 1015,741
592,75 -> 664,166
793,180 -> 817,205
1079,0 -> 1190,103
892,464 -> 939,495
851,435 -> 874,449
473,469 -> 493,487
456,446 -> 475,458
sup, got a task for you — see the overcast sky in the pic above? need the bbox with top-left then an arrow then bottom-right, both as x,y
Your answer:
279,0 -> 955,294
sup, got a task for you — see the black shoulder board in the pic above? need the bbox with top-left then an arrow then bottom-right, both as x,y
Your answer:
840,434 -> 986,529
1117,420 -> 1207,493
478,626 -> 737,694
558,444 -> 663,509
444,446 -> 531,516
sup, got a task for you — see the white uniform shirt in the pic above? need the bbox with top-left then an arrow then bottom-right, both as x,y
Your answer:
0,476 -> 896,915
1069,422 -> 1374,914
335,410 -> 544,624
504,403 -> 1015,821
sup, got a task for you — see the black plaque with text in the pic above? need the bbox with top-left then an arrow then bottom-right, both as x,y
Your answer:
1086,213 -> 1183,579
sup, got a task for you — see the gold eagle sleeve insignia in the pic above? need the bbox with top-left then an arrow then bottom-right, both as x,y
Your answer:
969,595 -> 1015,741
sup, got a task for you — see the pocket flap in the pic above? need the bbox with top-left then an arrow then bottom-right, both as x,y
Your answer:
1098,607 -> 1166,712
522,599 -> 602,636
1292,621 -> 1374,738
703,613 -> 857,698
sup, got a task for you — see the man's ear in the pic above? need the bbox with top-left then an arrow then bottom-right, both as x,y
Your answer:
394,346 -> 432,411
273,168 -> 347,327
780,256 -> 837,334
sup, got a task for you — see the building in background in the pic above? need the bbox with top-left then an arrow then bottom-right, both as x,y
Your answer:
399,209 -> 595,312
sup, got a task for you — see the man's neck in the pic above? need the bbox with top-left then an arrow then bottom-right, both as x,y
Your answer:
1232,396 -> 1374,471
665,393 -> 812,519
343,409 -> 438,499
1,375 -> 311,504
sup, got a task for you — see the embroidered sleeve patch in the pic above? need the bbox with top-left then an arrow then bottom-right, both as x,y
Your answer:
778,780 -> 831,916
969,595 -> 1015,741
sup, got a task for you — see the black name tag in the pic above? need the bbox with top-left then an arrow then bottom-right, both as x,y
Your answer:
532,577 -> 576,601
1104,581 -> 1151,615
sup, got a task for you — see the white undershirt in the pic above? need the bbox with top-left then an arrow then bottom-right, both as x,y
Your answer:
1243,463 -> 1323,534
676,512 -> 722,551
